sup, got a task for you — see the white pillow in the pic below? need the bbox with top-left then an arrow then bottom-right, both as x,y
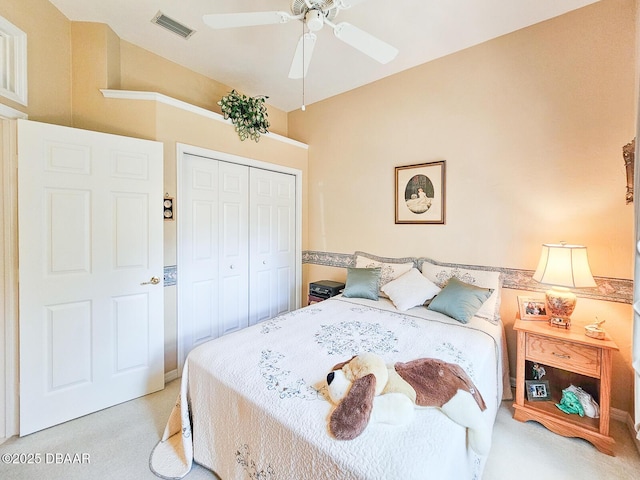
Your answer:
421,259 -> 503,323
381,268 -> 441,311
355,253 -> 414,295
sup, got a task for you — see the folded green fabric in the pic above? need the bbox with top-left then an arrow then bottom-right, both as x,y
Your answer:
556,390 -> 585,416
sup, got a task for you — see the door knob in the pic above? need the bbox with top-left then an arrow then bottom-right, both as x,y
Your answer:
141,276 -> 161,285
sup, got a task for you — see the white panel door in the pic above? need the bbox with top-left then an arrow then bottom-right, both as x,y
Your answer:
178,156 -> 249,359
18,119 -> 164,435
249,168 -> 296,326
218,161 -> 249,336
179,154 -> 220,354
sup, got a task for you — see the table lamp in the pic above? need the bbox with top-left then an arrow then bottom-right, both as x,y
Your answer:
532,242 -> 596,328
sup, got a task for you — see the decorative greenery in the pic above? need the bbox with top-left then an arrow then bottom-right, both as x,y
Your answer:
218,89 -> 270,142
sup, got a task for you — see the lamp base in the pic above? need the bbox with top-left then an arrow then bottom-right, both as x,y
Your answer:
549,316 -> 571,329
545,286 -> 577,329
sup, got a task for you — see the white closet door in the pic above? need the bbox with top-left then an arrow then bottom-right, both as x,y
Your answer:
179,154 -> 221,353
218,161 -> 249,336
249,168 -> 296,325
178,156 -> 249,360
178,149 -> 299,368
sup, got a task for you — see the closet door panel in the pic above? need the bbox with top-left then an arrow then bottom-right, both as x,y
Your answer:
277,265 -> 293,313
252,269 -> 272,326
249,168 -> 296,325
179,156 -> 220,357
218,161 -> 249,336
192,279 -> 216,343
179,152 -> 299,368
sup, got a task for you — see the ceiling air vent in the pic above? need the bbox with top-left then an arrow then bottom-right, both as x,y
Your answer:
151,11 -> 195,39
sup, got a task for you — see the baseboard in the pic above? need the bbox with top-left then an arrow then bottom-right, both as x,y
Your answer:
615,409 -> 640,456
610,407 -> 627,423
164,369 -> 179,384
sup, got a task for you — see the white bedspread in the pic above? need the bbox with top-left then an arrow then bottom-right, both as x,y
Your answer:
150,296 -> 508,480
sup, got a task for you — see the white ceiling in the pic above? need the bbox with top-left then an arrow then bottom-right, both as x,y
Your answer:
47,0 -> 599,112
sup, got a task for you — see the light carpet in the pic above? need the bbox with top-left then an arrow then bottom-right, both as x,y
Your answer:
0,379 -> 638,480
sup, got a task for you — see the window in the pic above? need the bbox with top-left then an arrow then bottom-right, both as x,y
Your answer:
0,15 -> 27,106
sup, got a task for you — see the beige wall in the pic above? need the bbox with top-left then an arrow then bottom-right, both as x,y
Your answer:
0,0 -> 72,124
69,22 -> 289,138
288,0 -> 637,414
119,39 -> 288,136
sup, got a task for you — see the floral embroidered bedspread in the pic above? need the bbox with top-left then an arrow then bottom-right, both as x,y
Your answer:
150,296 -> 506,480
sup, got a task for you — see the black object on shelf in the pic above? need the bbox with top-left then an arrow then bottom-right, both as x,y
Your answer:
309,280 -> 345,302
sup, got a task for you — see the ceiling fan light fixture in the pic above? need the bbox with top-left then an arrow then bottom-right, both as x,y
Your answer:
306,9 -> 325,32
204,0 -> 398,85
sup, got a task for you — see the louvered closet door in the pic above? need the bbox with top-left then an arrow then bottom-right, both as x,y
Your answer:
249,168 -> 296,325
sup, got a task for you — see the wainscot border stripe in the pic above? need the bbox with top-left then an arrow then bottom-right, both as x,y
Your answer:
164,265 -> 177,287
301,250 -> 633,305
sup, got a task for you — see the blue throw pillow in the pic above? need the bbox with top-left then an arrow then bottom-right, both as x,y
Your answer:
427,277 -> 493,323
342,267 -> 382,301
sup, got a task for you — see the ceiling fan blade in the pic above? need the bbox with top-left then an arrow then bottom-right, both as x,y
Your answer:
203,11 -> 293,29
288,33 -> 317,79
332,22 -> 398,64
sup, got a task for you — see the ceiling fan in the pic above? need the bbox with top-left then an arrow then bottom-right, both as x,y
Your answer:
202,0 -> 399,79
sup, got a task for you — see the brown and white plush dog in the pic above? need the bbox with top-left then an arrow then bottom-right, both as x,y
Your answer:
326,353 -> 490,455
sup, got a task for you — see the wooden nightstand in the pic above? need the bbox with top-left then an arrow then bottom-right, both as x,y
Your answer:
512,318 -> 619,455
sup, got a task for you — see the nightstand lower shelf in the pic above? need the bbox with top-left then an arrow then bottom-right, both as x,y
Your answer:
513,403 -> 614,455
512,318 -> 619,456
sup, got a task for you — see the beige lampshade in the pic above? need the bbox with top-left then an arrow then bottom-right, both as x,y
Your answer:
532,243 -> 596,288
532,243 -> 596,328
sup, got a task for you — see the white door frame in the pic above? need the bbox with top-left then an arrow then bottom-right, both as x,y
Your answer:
176,143 -> 303,371
1,111 -> 25,442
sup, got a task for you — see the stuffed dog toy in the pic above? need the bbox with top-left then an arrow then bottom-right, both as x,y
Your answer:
326,353 -> 490,455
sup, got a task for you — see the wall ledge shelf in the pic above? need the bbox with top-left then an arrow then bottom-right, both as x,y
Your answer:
0,103 -> 28,120
100,89 -> 308,150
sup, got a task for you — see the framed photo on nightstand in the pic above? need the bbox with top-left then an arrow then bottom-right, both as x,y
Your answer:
525,380 -> 552,402
517,295 -> 549,321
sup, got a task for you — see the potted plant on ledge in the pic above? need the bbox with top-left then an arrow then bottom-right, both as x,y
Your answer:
218,89 -> 270,142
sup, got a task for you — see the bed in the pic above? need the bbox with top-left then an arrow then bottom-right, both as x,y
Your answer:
150,254 -> 511,480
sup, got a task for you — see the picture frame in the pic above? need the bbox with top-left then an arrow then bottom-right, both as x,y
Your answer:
395,161 -> 446,224
517,295 -> 549,321
525,380 -> 552,402
623,137 -> 634,204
